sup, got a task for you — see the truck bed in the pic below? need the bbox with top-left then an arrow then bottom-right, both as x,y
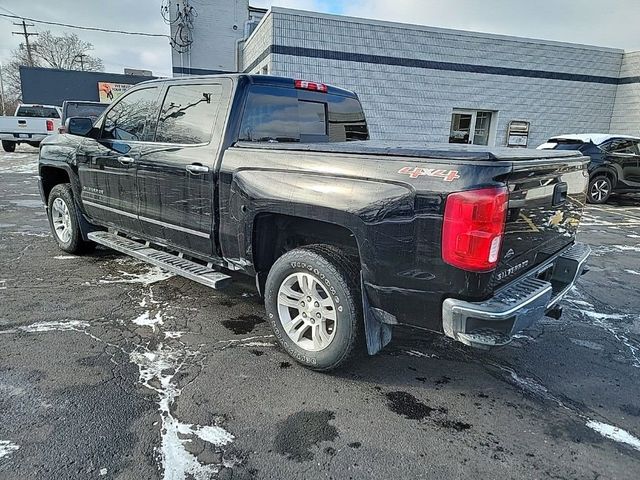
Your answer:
235,140 -> 582,162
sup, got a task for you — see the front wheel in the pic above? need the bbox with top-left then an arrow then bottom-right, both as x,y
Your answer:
2,140 -> 16,152
588,176 -> 612,204
47,183 -> 94,254
264,245 -> 363,371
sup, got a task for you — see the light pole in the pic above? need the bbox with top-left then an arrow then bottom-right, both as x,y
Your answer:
0,62 -> 6,116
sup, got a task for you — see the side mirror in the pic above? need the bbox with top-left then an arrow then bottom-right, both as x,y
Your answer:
66,117 -> 94,137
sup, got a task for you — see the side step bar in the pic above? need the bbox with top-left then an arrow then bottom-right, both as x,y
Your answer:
88,231 -> 232,289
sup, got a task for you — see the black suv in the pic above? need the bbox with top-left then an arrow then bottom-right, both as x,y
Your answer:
538,134 -> 640,204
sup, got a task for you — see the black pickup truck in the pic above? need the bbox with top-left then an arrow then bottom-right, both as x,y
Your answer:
38,74 -> 591,370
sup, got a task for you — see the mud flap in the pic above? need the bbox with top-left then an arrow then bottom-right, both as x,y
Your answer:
361,274 -> 394,355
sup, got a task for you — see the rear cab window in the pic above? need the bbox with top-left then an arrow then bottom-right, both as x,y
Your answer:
64,103 -> 108,121
238,84 -> 368,143
17,106 -> 60,119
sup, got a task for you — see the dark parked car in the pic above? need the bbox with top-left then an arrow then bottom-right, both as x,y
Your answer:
59,100 -> 109,133
38,75 -> 590,370
538,134 -> 640,204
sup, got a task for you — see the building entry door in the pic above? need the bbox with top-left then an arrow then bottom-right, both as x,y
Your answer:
449,110 -> 494,145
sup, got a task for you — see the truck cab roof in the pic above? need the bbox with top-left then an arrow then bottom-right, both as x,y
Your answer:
138,74 -> 359,98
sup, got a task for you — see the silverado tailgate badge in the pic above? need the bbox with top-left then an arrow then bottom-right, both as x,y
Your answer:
398,167 -> 460,182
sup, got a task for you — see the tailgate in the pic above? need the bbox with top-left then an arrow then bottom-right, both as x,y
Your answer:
493,154 -> 588,286
15,118 -> 48,135
0,118 -> 48,135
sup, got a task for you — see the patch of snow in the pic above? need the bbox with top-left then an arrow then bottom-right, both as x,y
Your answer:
405,350 -> 438,358
240,341 -> 275,347
164,331 -> 185,339
133,311 -> 164,332
625,269 -> 640,276
0,160 -> 37,175
130,346 -> 235,479
99,266 -> 173,286
18,320 -> 90,333
99,468 -> 108,476
54,255 -> 77,260
569,338 -> 604,351
592,244 -> 640,256
0,440 -> 20,459
586,421 -> 640,452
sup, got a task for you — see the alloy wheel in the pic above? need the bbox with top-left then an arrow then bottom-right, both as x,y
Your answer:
277,272 -> 337,352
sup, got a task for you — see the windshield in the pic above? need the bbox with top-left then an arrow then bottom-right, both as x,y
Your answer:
16,106 -> 60,118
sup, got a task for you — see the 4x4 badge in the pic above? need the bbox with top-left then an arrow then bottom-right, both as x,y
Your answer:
398,167 -> 460,182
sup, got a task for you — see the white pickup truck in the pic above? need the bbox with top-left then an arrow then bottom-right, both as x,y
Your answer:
0,104 -> 62,152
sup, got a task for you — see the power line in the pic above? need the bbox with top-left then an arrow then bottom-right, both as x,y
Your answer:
0,13 -> 170,39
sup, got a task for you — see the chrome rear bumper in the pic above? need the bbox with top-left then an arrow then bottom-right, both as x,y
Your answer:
442,242 -> 591,348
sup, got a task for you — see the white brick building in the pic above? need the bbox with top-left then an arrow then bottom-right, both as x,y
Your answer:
169,2 -> 640,147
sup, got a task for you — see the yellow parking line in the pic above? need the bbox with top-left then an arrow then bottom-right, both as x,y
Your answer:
588,206 -> 640,222
518,213 -> 540,232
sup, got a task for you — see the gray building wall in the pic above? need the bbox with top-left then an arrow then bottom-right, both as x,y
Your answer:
610,51 -> 640,135
243,8 -> 631,147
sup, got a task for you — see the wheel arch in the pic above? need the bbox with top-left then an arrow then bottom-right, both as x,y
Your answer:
252,212 -> 362,284
590,167 -> 618,188
40,165 -> 71,203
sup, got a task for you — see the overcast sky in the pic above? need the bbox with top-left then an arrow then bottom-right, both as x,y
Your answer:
1,0 -> 639,76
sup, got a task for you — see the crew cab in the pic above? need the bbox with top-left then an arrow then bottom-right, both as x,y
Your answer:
1,104 -> 62,152
38,75 -> 591,370
538,134 -> 640,204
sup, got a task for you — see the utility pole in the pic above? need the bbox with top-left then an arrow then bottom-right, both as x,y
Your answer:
12,20 -> 38,67
74,54 -> 88,71
0,62 -> 5,116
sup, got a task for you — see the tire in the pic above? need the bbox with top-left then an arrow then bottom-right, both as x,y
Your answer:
264,244 -> 363,371
588,175 -> 612,204
2,140 -> 16,153
47,183 -> 94,254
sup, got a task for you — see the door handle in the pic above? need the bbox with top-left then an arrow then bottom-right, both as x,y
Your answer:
186,164 -> 210,174
117,156 -> 135,165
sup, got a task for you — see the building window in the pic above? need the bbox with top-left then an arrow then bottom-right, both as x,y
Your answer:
449,109 -> 496,146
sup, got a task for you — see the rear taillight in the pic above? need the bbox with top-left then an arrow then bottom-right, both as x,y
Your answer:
46,120 -> 54,131
294,79 -> 328,93
442,187 -> 509,272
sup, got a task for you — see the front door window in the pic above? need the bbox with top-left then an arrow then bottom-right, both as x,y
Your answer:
449,110 -> 495,146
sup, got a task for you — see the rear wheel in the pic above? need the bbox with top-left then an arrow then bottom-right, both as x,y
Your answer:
588,176 -> 612,204
2,140 -> 16,153
264,245 -> 362,371
47,183 -> 94,254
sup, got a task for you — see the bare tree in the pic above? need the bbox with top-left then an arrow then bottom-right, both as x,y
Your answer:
1,30 -> 104,104
33,31 -> 104,71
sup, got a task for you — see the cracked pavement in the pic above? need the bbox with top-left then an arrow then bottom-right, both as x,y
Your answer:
1,147 -> 640,479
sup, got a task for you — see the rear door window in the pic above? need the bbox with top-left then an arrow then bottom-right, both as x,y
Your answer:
239,85 -> 368,143
605,139 -> 638,154
154,84 -> 223,144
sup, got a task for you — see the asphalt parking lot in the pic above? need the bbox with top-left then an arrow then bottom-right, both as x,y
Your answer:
1,146 -> 639,480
